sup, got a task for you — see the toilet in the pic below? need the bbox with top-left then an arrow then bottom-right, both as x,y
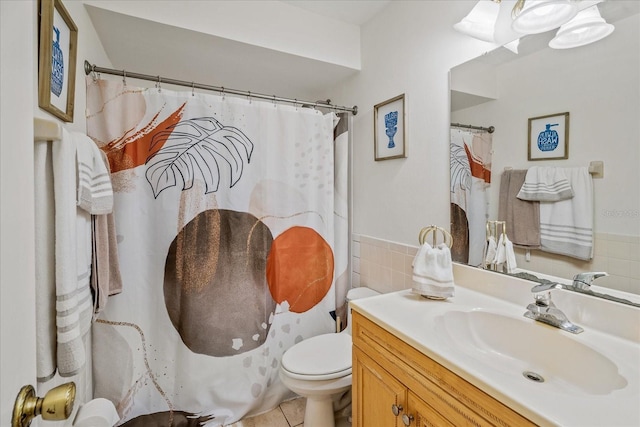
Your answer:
279,287 -> 380,427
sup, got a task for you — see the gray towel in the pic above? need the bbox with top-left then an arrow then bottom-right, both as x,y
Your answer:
91,150 -> 123,316
498,170 -> 541,248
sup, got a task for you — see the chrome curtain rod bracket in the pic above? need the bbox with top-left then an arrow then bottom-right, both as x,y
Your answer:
451,122 -> 495,133
83,60 -> 358,115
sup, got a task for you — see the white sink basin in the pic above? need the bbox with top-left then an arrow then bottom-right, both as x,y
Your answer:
351,266 -> 640,427
433,309 -> 628,395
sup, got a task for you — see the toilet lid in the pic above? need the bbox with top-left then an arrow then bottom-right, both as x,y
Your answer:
281,333 -> 352,378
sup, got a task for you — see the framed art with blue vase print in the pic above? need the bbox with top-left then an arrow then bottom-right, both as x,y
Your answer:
374,94 -> 406,161
528,112 -> 569,161
38,0 -> 78,123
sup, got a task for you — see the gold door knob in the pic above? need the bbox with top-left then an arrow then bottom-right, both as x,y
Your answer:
12,382 -> 76,427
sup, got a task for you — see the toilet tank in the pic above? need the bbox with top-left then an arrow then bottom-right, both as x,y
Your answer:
345,287 -> 380,335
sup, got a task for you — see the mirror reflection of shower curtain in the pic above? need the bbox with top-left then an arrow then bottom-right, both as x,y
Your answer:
450,128 -> 492,266
86,77 -> 343,425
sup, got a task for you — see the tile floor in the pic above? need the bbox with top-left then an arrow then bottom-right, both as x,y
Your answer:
229,397 -> 351,427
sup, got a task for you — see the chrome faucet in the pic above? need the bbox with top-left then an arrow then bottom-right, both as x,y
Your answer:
572,271 -> 608,290
524,284 -> 584,334
531,272 -> 640,308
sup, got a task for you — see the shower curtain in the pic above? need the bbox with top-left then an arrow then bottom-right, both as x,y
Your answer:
450,128 -> 492,267
86,77 -> 349,426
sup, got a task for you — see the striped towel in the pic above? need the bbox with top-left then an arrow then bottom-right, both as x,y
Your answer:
76,134 -> 113,215
517,166 -> 574,202
412,242 -> 455,299
539,167 -> 593,260
53,130 -> 94,377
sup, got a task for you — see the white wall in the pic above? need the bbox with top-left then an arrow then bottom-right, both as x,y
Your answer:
84,0 -> 361,70
1,1 -> 38,423
330,1 -> 494,246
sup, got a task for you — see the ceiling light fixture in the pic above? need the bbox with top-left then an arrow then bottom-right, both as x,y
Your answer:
549,5 -> 614,49
511,0 -> 579,34
453,0 -> 501,43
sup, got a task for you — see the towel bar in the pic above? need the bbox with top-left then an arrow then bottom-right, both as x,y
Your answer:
504,161 -> 604,178
34,117 -> 62,142
418,225 -> 453,248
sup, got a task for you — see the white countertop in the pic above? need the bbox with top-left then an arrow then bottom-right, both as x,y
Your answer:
350,265 -> 640,427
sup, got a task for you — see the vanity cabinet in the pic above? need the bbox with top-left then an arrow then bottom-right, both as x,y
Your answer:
351,311 -> 536,427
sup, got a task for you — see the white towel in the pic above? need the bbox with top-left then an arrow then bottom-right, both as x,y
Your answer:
539,167 -> 593,260
34,141 -> 57,382
75,134 -> 113,215
517,166 -> 574,202
495,234 -> 517,274
484,235 -> 497,267
53,129 -> 94,377
411,242 -> 455,299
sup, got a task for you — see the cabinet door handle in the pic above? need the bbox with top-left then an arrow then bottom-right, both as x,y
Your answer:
391,404 -> 403,416
402,413 -> 414,426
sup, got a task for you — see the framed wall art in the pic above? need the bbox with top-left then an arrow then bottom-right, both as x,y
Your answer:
38,0 -> 78,122
528,112 -> 569,161
374,94 -> 406,161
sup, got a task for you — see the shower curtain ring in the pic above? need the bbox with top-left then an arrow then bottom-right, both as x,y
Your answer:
122,70 -> 127,87
221,87 -> 225,100
248,91 -> 252,104
294,99 -> 298,111
156,76 -> 162,92
91,65 -> 100,82
273,95 -> 277,107
192,82 -> 195,97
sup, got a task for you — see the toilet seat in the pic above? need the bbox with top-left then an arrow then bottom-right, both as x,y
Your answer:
281,333 -> 352,380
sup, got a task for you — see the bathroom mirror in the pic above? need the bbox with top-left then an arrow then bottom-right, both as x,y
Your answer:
449,1 -> 640,294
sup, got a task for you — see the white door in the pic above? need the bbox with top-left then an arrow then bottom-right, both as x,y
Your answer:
1,1 -> 38,425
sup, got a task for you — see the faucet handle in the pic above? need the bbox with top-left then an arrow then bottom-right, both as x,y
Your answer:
533,291 -> 553,307
530,282 -> 562,294
572,272 -> 608,289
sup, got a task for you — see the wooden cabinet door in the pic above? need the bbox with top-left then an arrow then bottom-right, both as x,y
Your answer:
353,347 -> 406,427
407,391 -> 454,427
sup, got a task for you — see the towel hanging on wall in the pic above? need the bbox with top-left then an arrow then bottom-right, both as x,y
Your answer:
538,167 -> 594,260
517,166 -> 574,202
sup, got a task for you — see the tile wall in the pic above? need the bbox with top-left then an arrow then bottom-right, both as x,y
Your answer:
352,233 -> 640,295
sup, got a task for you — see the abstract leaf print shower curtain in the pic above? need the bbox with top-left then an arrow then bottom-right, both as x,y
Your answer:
86,77 -> 341,426
450,128 -> 492,267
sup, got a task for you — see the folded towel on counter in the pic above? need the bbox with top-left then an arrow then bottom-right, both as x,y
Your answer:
412,242 -> 455,299
517,166 -> 574,202
539,167 -> 594,260
498,169 -> 541,248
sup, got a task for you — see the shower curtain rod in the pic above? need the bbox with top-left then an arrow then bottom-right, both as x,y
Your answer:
84,61 -> 358,115
451,122 -> 495,133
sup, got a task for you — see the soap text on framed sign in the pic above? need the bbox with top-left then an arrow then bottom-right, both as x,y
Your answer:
528,112 -> 569,161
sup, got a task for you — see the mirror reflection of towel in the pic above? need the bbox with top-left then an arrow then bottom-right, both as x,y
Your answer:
539,167 -> 593,260
517,166 -> 574,202
498,169 -> 541,248
495,234 -> 517,274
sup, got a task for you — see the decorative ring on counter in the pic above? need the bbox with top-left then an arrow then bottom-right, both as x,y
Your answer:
418,225 -> 453,248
